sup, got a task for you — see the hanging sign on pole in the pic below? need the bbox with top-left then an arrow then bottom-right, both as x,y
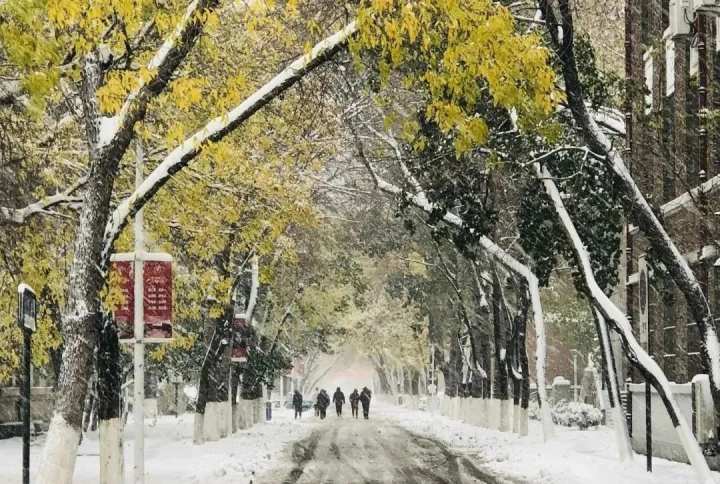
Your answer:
110,253 -> 135,340
143,255 -> 173,341
110,252 -> 174,343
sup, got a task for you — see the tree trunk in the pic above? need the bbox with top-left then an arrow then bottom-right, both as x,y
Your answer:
444,336 -> 463,398
37,58 -> 122,483
97,316 -> 123,484
491,270 -> 508,402
410,369 -> 420,395
373,363 -> 393,394
590,306 -> 633,460
194,312 -> 228,443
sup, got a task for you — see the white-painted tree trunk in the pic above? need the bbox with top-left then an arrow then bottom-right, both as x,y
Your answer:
36,414 -> 80,484
499,399 -> 511,432
518,407 -> 529,437
203,402 -> 221,441
99,418 -> 124,484
193,412 -> 205,445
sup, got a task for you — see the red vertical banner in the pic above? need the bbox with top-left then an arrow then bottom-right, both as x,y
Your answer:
110,257 -> 134,340
143,259 -> 173,340
109,252 -> 173,342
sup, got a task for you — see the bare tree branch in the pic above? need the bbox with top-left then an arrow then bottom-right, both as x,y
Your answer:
0,175 -> 87,225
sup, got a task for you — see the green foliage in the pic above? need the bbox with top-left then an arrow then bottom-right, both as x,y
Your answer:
518,147 -> 623,291
573,33 -> 622,109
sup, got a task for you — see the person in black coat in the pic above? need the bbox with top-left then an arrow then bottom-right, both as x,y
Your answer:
332,387 -> 345,417
292,390 -> 303,419
349,389 -> 360,418
360,387 -> 372,419
313,387 -> 320,417
317,389 -> 330,419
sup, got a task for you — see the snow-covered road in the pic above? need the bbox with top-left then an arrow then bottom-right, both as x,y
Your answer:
1,401 -> 717,483
254,413 -> 505,484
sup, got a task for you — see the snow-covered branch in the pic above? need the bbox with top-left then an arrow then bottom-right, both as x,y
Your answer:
101,21 -> 358,264
97,0 -> 216,149
0,176 -> 86,225
534,161 -> 713,483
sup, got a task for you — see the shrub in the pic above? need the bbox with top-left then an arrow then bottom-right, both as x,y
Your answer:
527,399 -> 603,430
552,399 -> 603,429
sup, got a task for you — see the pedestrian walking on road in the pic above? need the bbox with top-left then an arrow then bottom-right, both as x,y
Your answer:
313,387 -> 320,417
332,387 -> 345,417
349,389 -> 360,418
360,387 -> 372,419
317,389 -> 330,419
292,390 -> 303,419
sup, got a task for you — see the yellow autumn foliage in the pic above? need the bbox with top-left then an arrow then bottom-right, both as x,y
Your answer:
352,0 -> 563,154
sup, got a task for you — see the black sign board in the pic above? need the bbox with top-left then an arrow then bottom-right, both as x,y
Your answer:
17,283 -> 36,332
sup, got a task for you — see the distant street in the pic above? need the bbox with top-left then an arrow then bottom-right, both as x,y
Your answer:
254,414 -> 507,484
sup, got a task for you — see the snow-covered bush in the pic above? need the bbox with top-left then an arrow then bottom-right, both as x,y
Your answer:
551,400 -> 602,429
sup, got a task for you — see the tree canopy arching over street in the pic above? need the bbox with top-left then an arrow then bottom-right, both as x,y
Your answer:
1,1 -> 720,483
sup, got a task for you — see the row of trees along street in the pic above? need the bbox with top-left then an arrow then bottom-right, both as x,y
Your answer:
0,1 -> 718,483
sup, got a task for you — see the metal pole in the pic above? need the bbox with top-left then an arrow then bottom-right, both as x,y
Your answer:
646,379 -> 652,471
133,141 -> 145,484
573,353 -> 578,402
22,328 -> 31,484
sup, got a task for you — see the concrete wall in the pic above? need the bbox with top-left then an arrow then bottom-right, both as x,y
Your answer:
0,386 -> 54,425
628,382 -> 692,464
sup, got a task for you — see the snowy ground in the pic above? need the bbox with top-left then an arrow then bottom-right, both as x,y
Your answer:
0,408 -> 320,484
385,402 -> 718,484
1,402 -> 717,483
254,410 -> 501,483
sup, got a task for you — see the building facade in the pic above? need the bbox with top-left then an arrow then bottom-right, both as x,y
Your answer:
623,0 -> 720,385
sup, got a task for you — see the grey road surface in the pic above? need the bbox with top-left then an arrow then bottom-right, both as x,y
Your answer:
253,415 -> 511,484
